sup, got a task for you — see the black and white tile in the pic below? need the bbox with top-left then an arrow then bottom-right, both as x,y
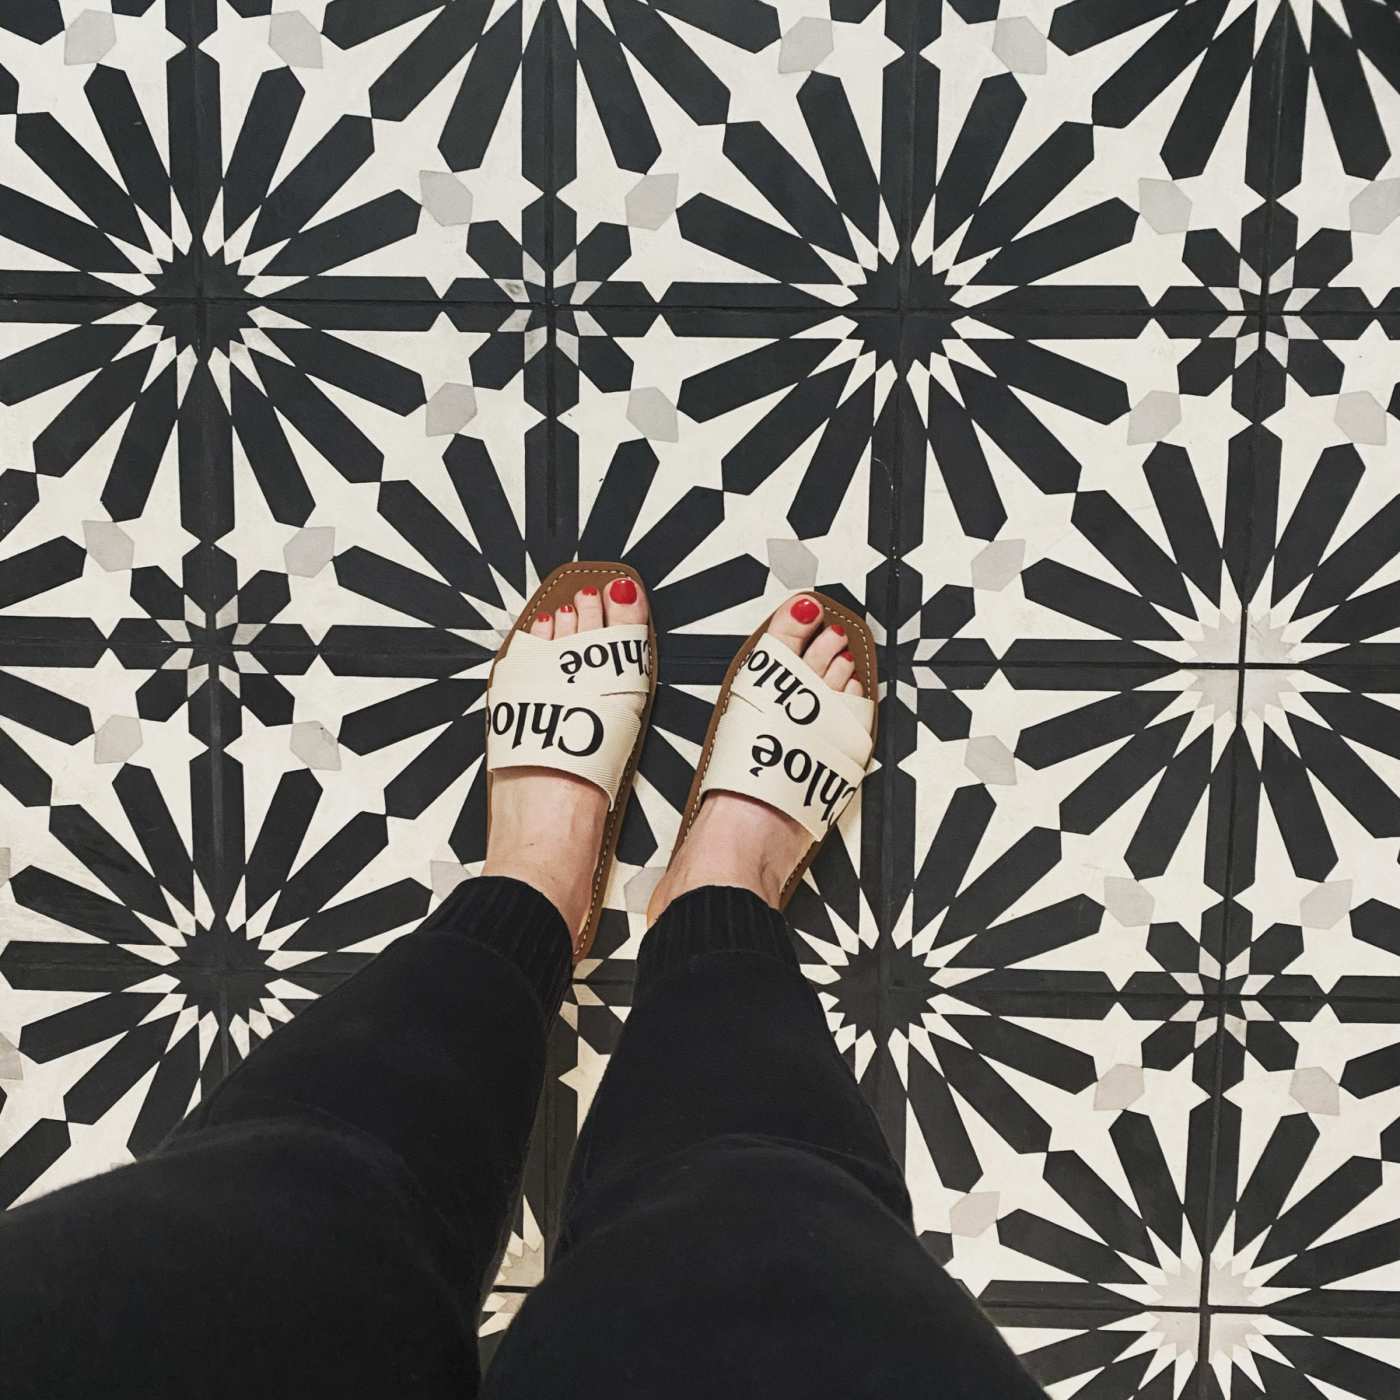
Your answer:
913,0 -> 1286,311
555,304 -> 894,646
555,0 -> 909,305
0,654 -> 219,1201
3,0 -> 1400,1389
887,664 -> 1241,994
1210,999 -> 1400,1314
1265,0 -> 1400,318
895,313 -> 1262,663
1203,1313 -> 1400,1399
1245,322 -> 1400,668
1229,669 -> 1400,994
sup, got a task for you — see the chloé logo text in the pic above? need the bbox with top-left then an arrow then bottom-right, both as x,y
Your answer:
488,701 -> 603,758
744,647 -> 821,725
559,637 -> 651,684
748,733 -> 853,824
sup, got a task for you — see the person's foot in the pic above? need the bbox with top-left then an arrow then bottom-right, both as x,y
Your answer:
483,575 -> 649,943
647,594 -> 864,924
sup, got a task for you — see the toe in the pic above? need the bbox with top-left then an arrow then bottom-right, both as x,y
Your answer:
823,649 -> 856,692
802,623 -> 847,675
767,593 -> 824,655
844,678 -> 864,697
555,602 -> 578,638
529,610 -> 554,639
574,585 -> 604,631
603,574 -> 648,626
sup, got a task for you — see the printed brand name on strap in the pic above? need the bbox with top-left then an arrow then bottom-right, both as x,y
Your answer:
559,637 -> 652,684
488,701 -> 603,757
745,646 -> 821,725
748,732 -> 854,824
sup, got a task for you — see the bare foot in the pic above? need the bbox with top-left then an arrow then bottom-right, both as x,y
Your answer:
647,594 -> 864,924
483,575 -> 649,942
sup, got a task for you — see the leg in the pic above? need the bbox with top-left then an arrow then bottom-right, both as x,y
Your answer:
560,886 -> 909,1222
485,595 -> 1043,1397
2,572 -> 653,1400
486,889 -> 1044,1398
0,877 -> 569,1400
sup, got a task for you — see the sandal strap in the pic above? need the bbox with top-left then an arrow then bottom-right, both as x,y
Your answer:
699,635 -> 874,838
490,623 -> 651,697
487,624 -> 651,806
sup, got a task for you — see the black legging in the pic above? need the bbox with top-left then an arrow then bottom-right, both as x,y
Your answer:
1,878 -> 1044,1398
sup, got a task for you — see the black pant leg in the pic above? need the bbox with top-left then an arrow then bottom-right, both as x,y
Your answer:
557,884 -> 912,1229
484,886 -> 1044,1399
0,876 -> 569,1400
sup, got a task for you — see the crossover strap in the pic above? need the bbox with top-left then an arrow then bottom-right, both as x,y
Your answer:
699,636 -> 875,838
486,624 -> 652,807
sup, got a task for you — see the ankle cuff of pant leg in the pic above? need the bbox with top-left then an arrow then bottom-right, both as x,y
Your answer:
424,875 -> 571,1018
638,885 -> 797,996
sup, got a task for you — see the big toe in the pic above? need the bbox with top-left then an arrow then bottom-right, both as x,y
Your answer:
603,574 -> 648,626
767,593 -> 824,655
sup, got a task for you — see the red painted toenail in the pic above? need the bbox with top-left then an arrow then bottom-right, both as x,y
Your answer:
610,578 -> 638,604
581,586 -> 599,596
840,650 -> 854,662
831,624 -> 845,636
790,598 -> 820,624
536,612 -> 551,623
559,604 -> 574,613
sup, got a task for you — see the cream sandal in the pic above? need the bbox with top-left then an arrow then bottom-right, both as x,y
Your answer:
671,593 -> 877,906
485,561 -> 657,960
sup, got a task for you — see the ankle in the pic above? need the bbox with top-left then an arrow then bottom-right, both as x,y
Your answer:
649,863 -> 783,928
648,800 -> 793,924
482,852 -> 585,940
484,787 -> 605,939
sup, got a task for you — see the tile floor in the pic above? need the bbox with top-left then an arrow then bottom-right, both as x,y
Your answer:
3,1 -> 1400,1394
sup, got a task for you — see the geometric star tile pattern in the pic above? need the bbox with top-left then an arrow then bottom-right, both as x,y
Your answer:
2,1 -> 1398,1389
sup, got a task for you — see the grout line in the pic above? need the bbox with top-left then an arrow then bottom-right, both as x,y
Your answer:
896,0 -> 920,310
511,299 -> 1396,319
203,646 -> 229,974
1195,1008 -> 1227,1397
906,659 -> 1400,673
1181,1303 -> 1400,1321
1188,41 -> 1301,1370
912,659 -> 1258,671
557,300 -> 1287,318
4,286 -> 1390,319
545,307 -> 559,537
185,2 -> 208,301
1193,598 -> 1256,1380
561,299 -> 898,314
0,291 -> 544,311
11,641 -> 1395,677
875,314 -> 912,1077
1230,0 -> 1295,675
205,612 -> 233,1082
10,638 -> 1394,676
18,291 -> 1378,317
985,1299 -> 1207,1317
543,0 -> 557,287
11,943 -> 1395,1009
542,0 -> 560,545
216,985 -> 231,1081
885,978 -> 1216,997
